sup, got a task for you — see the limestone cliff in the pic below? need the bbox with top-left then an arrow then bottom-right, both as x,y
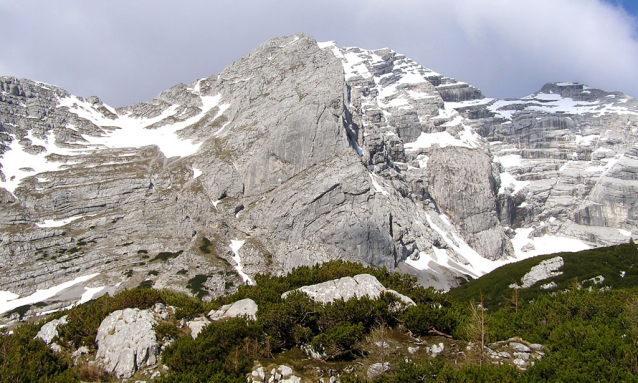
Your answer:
1,34 -> 637,321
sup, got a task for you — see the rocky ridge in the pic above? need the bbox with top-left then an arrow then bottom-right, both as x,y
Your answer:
1,34 -> 637,319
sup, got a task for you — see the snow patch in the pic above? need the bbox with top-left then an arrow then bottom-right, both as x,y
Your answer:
496,154 -> 523,168
230,240 -> 253,285
0,273 -> 100,315
35,215 -> 89,228
369,173 -> 389,195
499,172 -> 529,195
192,167 -> 202,179
511,227 -> 590,259
77,286 -> 105,305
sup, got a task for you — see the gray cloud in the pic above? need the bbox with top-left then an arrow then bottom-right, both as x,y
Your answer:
1,0 -> 637,107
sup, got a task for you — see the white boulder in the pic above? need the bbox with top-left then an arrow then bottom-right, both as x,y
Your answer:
207,298 -> 258,321
96,308 -> 160,379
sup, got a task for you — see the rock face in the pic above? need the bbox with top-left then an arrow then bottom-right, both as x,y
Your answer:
427,147 -> 513,260
96,308 -> 160,379
187,317 -> 211,339
208,298 -> 258,321
511,256 -> 564,289
1,33 -> 638,316
35,315 -> 67,344
282,274 -> 416,308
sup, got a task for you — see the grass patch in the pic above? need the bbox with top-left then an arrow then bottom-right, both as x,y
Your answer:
199,237 -> 213,254
138,280 -> 154,289
152,250 -> 184,262
447,241 -> 638,310
187,275 -> 209,299
7,304 -> 31,319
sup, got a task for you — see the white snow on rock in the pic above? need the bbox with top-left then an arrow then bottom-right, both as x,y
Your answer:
511,227 -> 590,258
0,273 -> 99,315
511,256 -> 564,289
0,93 -> 229,194
35,214 -> 94,228
78,286 -> 105,305
488,91 -> 638,120
499,171 -> 530,195
369,173 -> 389,195
496,154 -> 523,168
229,239 -> 253,285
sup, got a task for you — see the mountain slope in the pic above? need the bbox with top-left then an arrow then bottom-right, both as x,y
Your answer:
1,33 -> 637,322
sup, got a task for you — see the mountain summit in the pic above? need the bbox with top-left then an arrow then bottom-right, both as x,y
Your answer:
1,34 -> 637,319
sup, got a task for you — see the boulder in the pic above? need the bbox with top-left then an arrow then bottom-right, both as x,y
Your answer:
367,362 -> 391,379
281,274 -> 415,309
207,298 -> 258,321
96,308 -> 160,379
187,317 -> 211,339
35,315 -> 68,345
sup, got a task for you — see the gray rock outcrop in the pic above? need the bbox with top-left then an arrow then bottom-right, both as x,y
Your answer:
208,298 -> 258,321
427,146 -> 513,261
187,317 -> 211,339
510,256 -> 564,289
35,315 -> 67,350
96,308 -> 160,379
282,274 -> 416,308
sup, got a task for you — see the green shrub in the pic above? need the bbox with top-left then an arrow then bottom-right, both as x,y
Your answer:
311,321 -> 365,360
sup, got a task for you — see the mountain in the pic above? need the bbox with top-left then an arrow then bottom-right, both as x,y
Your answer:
1,33 -> 637,321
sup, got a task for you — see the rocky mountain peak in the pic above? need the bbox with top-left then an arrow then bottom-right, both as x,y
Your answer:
1,34 -> 637,322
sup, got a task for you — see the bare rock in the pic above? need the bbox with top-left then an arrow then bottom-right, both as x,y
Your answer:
35,315 -> 68,345
281,274 -> 415,310
207,298 -> 258,321
187,317 -> 211,339
96,308 -> 160,379
367,362 -> 391,379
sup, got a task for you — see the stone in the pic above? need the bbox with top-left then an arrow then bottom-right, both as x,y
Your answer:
427,146 -> 514,261
252,366 -> 265,380
509,342 -> 531,353
529,343 -> 543,351
96,308 -> 160,379
513,352 -> 530,360
282,274 -> 415,310
187,317 -> 211,339
72,346 -> 89,358
427,342 -> 445,357
511,257 -> 564,289
408,346 -> 420,354
208,298 -> 258,321
367,362 -> 391,379
35,315 -> 68,345
278,365 -> 293,378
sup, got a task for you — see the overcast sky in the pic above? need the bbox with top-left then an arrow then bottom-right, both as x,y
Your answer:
1,0 -> 637,107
